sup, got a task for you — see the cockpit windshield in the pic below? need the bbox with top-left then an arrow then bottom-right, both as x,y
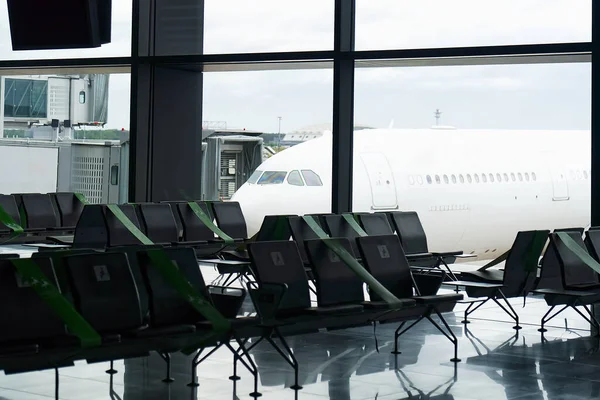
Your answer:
257,171 -> 287,185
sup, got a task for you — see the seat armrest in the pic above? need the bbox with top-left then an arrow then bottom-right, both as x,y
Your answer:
533,288 -> 599,297
172,240 -> 208,246
406,252 -> 434,260
442,280 -> 504,289
431,251 -> 464,257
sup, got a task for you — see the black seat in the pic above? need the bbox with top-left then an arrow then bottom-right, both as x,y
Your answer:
136,247 -> 211,328
304,238 -> 365,308
322,214 -> 362,256
63,251 -> 145,337
106,204 -> 145,247
247,240 -> 363,317
210,201 -> 248,240
533,232 -> 600,333
255,215 -> 294,241
443,230 -> 550,329
356,234 -> 463,361
51,192 -> 86,229
304,238 -> 416,311
288,216 -> 327,264
17,193 -> 60,230
0,257 -> 70,354
0,194 -> 22,233
460,230 -> 550,294
137,203 -> 179,245
175,201 -> 215,242
585,228 -> 600,265
356,213 -> 394,236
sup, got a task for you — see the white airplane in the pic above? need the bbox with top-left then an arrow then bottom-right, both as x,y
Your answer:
231,127 -> 591,260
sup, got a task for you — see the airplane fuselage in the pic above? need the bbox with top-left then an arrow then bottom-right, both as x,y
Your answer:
232,128 -> 590,260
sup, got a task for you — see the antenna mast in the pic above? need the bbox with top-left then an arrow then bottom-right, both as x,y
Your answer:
434,109 -> 442,125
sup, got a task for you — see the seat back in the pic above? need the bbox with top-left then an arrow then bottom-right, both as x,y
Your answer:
19,193 -> 60,229
137,247 -> 211,326
106,204 -> 144,247
554,227 -> 585,235
356,234 -> 414,300
137,203 -> 179,244
211,201 -> 248,240
501,230 -> 550,297
356,213 -> 395,236
304,238 -> 365,307
248,241 -> 312,314
52,192 -> 86,228
322,214 -> 362,256
255,215 -> 294,241
288,216 -> 326,263
551,232 -> 600,289
176,202 -> 215,242
586,228 -> 600,264
387,211 -> 429,254
0,194 -> 22,233
0,257 -> 67,343
63,251 -> 144,333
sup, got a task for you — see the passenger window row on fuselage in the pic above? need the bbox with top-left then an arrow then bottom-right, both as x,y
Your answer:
413,172 -> 539,186
413,168 -> 591,186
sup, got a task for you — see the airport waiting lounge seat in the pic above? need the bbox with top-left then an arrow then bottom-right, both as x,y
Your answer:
442,230 -> 550,330
254,214 -> 295,241
0,194 -> 22,236
355,234 -> 464,362
584,227 -> 600,266
51,192 -> 86,230
321,214 -> 364,257
17,193 -> 61,231
386,211 -> 475,280
533,231 -> 600,334
0,245 -> 263,395
355,212 -> 395,236
136,203 -> 180,245
246,239 -> 424,389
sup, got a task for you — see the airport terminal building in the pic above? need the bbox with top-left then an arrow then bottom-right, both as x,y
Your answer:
0,1 -> 598,399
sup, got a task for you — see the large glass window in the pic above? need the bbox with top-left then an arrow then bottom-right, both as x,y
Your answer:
247,169 -> 263,184
204,0 -> 334,53
356,0 -> 590,50
4,78 -> 48,119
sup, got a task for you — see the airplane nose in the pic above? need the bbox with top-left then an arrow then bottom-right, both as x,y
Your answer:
231,184 -> 264,237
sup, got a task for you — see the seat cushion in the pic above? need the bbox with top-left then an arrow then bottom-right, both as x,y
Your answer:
414,294 -> 463,305
303,304 -> 364,315
362,299 -> 417,309
460,270 -> 504,283
133,324 -> 196,338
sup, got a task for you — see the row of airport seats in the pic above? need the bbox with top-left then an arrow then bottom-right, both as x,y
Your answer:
0,192 -> 84,239
445,227 -> 600,333
0,202 -> 465,397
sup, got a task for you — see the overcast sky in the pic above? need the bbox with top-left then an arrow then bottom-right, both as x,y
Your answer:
0,0 -> 592,132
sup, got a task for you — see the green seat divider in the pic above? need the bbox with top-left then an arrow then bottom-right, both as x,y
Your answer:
555,231 -> 600,274
188,202 -> 234,244
342,213 -> 367,237
106,204 -> 231,352
302,215 -> 405,307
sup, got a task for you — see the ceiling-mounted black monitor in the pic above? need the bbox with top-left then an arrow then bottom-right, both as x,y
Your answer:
6,0 -> 112,51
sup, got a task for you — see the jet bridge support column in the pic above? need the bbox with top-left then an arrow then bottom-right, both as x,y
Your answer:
331,0 -> 356,214
129,0 -> 205,202
591,0 -> 600,332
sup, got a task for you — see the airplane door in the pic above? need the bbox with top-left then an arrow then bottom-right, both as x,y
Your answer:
359,152 -> 398,209
542,152 -> 569,201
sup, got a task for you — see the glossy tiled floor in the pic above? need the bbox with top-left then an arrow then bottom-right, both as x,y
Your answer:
2,265 -> 600,399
